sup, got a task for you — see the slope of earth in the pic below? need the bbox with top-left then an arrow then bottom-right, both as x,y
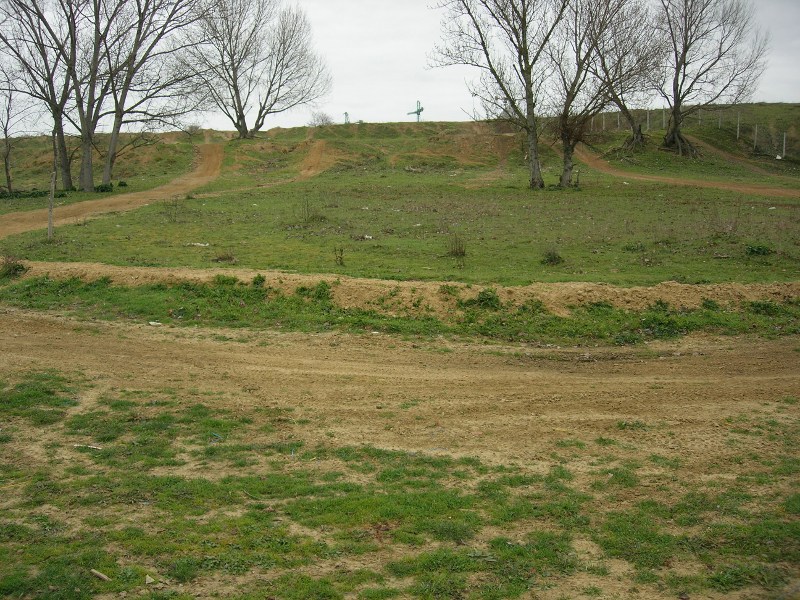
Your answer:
0,143 -> 223,238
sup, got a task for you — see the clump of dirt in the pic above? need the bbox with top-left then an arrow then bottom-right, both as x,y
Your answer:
19,261 -> 799,320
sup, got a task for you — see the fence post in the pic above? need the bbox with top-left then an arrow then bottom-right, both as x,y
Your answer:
784,132 -> 787,158
737,113 -> 740,140
754,124 -> 758,152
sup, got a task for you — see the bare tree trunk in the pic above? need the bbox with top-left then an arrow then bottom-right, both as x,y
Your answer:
618,105 -> 645,149
2,137 -> 11,194
102,112 -> 123,185
526,127 -> 545,189
559,134 -> 576,187
79,132 -> 95,191
53,112 -> 73,190
663,104 -> 695,156
525,99 -> 544,189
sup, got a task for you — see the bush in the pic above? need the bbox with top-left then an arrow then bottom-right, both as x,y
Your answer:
118,181 -> 128,187
94,183 -> 113,193
746,244 -> 774,256
460,288 -> 502,310
252,274 -> 266,288
541,248 -> 564,266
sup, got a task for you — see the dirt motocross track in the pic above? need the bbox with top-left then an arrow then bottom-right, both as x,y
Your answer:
1,138 -> 799,599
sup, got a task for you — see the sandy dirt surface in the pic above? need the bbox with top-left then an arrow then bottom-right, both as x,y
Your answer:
0,143 -> 223,239
1,308 -> 797,472
574,144 -> 800,198
17,260 -> 800,318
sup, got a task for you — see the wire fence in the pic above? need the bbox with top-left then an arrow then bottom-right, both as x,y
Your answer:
589,105 -> 798,160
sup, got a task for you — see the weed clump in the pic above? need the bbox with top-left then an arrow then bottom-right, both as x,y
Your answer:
252,274 -> 266,288
0,256 -> 27,280
296,281 -> 332,302
541,248 -> 564,266
212,253 -> 237,264
745,244 -> 774,256
459,288 -> 501,311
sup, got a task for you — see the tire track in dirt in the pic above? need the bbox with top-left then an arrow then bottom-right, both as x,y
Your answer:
0,143 -> 223,240
574,143 -> 800,199
0,308 -> 797,471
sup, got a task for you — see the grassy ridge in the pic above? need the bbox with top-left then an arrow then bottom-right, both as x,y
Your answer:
0,276 -> 797,345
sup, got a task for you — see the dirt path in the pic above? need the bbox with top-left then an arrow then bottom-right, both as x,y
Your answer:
0,143 -> 223,240
574,143 -> 800,198
1,308 -> 797,471
17,260 -> 800,317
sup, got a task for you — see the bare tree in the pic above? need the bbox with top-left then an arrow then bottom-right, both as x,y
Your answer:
549,0 -> 614,187
433,0 -> 570,189
184,0 -> 331,139
0,64 -> 37,193
308,110 -> 333,127
591,0 -> 664,149
0,0 -> 79,190
99,0 -> 203,185
654,0 -> 769,155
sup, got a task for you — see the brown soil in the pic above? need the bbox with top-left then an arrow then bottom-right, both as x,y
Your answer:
299,140 -> 338,178
0,143 -> 223,239
574,143 -> 800,198
17,260 -> 800,318
1,308 -> 797,474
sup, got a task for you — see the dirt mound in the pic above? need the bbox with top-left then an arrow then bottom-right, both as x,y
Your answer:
19,261 -> 799,318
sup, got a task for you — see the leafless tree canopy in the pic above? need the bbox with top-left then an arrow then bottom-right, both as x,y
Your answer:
549,0 -> 618,186
0,0 -> 206,190
184,0 -> 331,139
433,0 -> 570,189
591,0 -> 664,148
655,0 -> 769,155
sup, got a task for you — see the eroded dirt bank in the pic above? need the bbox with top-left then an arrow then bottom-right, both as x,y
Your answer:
17,260 -> 800,318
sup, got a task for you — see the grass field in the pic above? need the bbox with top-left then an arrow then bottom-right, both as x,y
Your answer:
1,116 -> 798,287
1,369 -> 797,600
0,104 -> 798,600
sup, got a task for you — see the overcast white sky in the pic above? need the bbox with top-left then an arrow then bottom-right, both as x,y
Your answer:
205,0 -> 800,130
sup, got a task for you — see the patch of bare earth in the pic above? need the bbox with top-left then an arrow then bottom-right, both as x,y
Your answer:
574,143 -> 800,198
17,260 -> 800,319
0,143 -> 223,240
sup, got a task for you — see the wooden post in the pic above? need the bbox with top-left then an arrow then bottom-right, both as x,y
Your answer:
753,124 -> 758,152
737,113 -> 740,140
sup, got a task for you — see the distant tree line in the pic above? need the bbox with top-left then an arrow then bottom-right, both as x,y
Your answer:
433,0 -> 769,188
0,0 -> 330,193
0,0 -> 768,195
